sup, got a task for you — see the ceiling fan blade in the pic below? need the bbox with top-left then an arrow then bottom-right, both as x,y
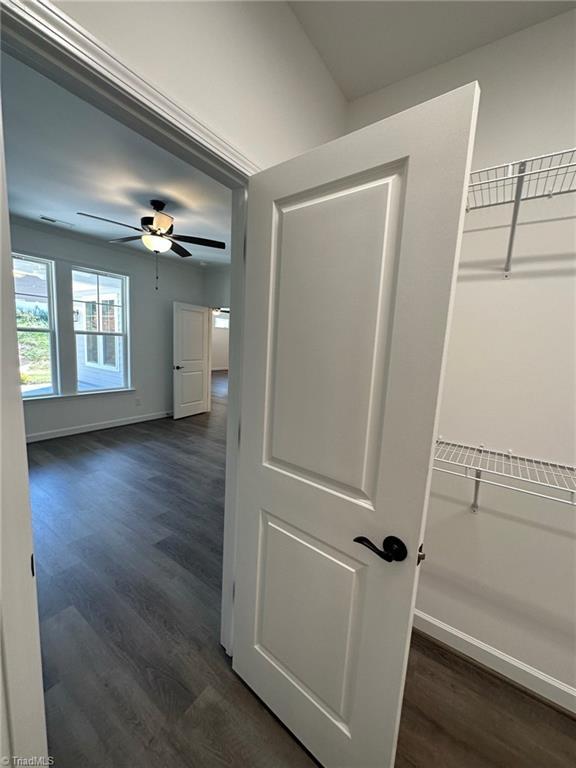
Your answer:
110,236 -> 141,243
169,241 -> 192,258
77,212 -> 142,232
172,234 -> 226,249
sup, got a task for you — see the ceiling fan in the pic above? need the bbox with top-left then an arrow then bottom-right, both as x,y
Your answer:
77,199 -> 226,258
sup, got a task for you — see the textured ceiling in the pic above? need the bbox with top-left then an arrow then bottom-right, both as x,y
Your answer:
1,54 -> 232,265
291,1 -> 576,99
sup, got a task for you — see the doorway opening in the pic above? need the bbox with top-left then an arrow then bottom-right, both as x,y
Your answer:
0,34 -> 260,764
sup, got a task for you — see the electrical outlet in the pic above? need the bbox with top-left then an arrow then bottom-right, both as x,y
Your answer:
135,397 -> 142,406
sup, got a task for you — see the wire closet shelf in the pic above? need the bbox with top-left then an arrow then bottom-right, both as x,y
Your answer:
466,147 -> 576,277
434,151 -> 576,507
467,148 -> 576,210
434,440 -> 576,511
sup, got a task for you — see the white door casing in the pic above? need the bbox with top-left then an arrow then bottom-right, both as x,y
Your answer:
233,83 -> 480,768
0,98 -> 48,759
173,302 -> 211,419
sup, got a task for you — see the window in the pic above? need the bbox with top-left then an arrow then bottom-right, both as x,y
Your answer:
12,257 -> 130,399
72,268 -> 129,392
213,308 -> 230,329
13,255 -> 57,397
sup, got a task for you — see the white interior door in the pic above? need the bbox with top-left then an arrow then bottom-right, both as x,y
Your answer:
173,302 -> 211,419
233,84 -> 479,768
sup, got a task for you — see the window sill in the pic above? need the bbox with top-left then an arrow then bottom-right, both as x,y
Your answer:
23,387 -> 136,402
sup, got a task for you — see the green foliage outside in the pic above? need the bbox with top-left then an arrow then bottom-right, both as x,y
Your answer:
16,305 -> 51,385
16,304 -> 49,328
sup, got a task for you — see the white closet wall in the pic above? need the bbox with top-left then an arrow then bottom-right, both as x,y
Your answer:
348,11 -> 576,705
55,0 -> 347,169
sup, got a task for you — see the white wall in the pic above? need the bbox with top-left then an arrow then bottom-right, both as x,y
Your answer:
203,268 -> 230,370
203,265 -> 231,307
348,11 -> 576,699
56,0 -> 347,170
11,218 -> 205,440
347,11 -> 576,170
212,325 -> 229,371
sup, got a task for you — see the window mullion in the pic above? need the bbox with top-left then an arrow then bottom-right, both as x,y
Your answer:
55,261 -> 77,395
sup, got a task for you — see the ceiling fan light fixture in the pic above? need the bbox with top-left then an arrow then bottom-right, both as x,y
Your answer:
142,234 -> 171,253
77,202 -> 224,262
152,211 -> 174,234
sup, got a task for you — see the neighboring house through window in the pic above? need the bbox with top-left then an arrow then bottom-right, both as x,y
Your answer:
72,268 -> 128,391
82,300 -> 117,368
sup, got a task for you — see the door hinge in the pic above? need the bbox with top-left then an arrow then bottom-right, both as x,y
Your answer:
232,581 -> 236,601
237,420 -> 241,447
31,553 -> 35,577
417,544 -> 426,566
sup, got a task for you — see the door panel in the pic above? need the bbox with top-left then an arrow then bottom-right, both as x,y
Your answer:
268,174 -> 397,498
256,512 -> 363,725
181,370 -> 204,405
173,303 -> 211,418
177,307 -> 205,362
233,84 -> 479,768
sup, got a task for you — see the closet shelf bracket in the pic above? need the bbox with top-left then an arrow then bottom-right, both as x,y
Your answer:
503,160 -> 526,277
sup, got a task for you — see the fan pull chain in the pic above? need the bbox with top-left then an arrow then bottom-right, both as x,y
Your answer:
155,252 -> 159,291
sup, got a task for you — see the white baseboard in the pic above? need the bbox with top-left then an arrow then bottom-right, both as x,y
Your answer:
413,609 -> 576,714
26,411 -> 171,443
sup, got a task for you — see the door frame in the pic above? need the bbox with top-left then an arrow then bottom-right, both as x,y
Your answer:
1,0 -> 249,752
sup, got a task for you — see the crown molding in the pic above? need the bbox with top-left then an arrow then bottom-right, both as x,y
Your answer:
1,0 -> 260,182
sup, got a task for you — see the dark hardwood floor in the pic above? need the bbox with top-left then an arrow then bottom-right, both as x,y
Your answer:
28,370 -> 575,767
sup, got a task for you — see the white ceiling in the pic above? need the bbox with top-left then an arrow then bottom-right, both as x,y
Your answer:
1,54 -> 232,265
291,1 -> 576,99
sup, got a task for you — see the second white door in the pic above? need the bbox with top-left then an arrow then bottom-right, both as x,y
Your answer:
173,302 -> 211,419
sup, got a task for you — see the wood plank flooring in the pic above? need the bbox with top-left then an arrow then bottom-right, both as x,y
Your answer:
28,371 -> 575,767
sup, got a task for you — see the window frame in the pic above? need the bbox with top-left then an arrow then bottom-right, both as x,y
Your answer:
13,252 -> 59,398
72,265 -> 130,391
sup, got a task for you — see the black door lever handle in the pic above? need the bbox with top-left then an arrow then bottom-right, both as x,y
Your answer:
353,535 -> 408,563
